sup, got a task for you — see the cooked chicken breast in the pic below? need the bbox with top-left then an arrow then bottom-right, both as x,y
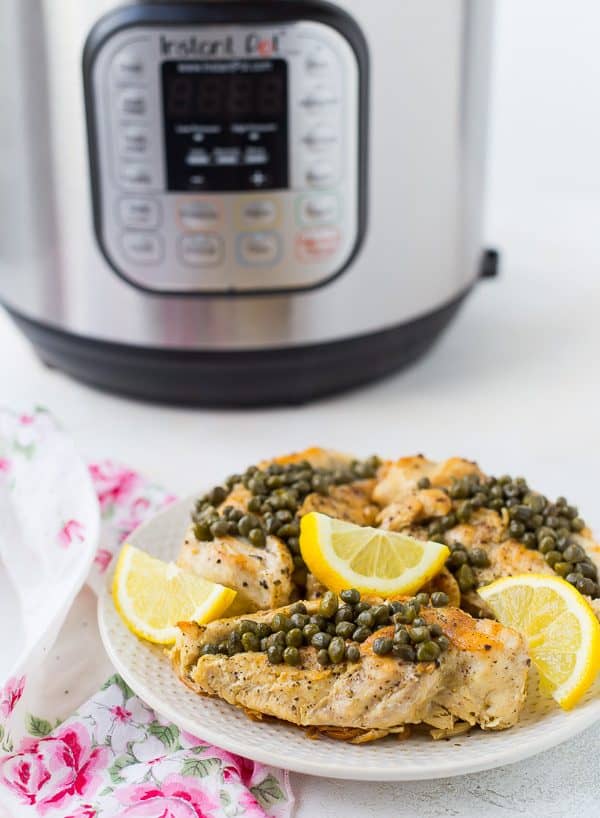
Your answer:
172,602 -> 529,740
178,530 -> 295,614
299,480 -> 378,525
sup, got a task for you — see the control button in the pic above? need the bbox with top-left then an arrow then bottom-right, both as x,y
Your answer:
119,126 -> 149,156
179,233 -> 223,267
244,146 -> 268,165
249,170 -> 269,188
122,232 -> 162,264
113,48 -> 146,80
185,149 -> 210,167
178,200 -> 220,230
301,86 -> 338,110
214,147 -> 241,166
296,227 -> 341,263
117,89 -> 148,117
238,232 -> 281,266
120,163 -> 154,188
303,123 -> 338,152
299,195 -> 339,225
119,197 -> 160,229
243,200 -> 277,226
306,46 -> 334,74
306,161 -> 337,188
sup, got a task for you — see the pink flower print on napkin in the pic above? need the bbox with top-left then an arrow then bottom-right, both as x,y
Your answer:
0,676 -> 25,720
58,520 -> 86,549
0,457 -> 11,475
0,723 -> 109,813
88,462 -> 140,512
114,775 -> 218,818
93,548 -> 113,574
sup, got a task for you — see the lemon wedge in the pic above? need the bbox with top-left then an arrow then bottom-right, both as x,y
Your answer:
299,512 -> 450,596
112,543 -> 236,644
478,574 -> 600,709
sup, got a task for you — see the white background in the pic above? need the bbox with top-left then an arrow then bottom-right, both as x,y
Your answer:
2,1 -> 600,816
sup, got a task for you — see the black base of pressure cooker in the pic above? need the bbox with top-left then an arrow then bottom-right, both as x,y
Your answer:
7,290 -> 468,407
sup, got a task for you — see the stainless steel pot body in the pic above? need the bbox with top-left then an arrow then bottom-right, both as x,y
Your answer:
0,0 -> 493,351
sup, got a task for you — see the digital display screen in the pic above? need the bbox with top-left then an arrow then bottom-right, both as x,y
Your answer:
161,59 -> 288,192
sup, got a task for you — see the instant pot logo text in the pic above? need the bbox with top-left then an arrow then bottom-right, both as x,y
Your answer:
159,32 -> 284,58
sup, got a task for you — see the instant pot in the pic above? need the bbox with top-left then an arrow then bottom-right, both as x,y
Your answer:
0,0 -> 496,405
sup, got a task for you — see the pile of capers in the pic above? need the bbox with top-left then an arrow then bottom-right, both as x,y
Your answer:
418,473 -> 598,598
192,456 -> 381,588
199,589 -> 450,667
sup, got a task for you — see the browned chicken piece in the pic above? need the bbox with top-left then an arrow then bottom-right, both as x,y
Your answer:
373,456 -> 483,506
260,446 -> 353,471
299,480 -> 379,526
178,530 -> 295,614
421,568 -> 462,607
172,602 -> 529,741
377,488 -> 452,530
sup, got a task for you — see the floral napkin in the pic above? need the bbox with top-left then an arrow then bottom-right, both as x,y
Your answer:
0,413 -> 293,818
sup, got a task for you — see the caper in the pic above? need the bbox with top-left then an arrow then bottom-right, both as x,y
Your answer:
303,623 -> 319,641
238,620 -> 258,635
328,636 -> 346,664
563,544 -> 585,563
335,605 -> 355,623
566,572 -> 584,585
247,496 -> 262,513
469,548 -> 490,567
417,641 -> 441,662
201,644 -> 219,656
310,614 -> 328,630
447,549 -> 468,568
340,588 -> 361,605
489,498 -> 503,511
354,601 -> 371,615
372,604 -> 391,625
412,617 -> 426,628
248,477 -> 267,495
436,634 -> 451,651
575,577 -> 597,596
278,522 -> 300,539
506,498 -> 519,509
272,613 -> 291,632
408,626 -> 430,643
241,632 -> 260,651
372,637 -> 393,656
428,521 -> 443,537
490,484 -> 504,498
511,504 -> 533,523
417,476 -> 431,489
346,645 -> 360,662
456,501 -> 474,522
388,601 -> 404,614
311,474 -> 329,493
525,494 -> 546,513
264,516 -> 280,536
194,522 -> 213,541
278,646 -> 299,667
394,628 -> 410,644
393,606 -> 416,625
472,492 -> 487,509
227,632 -> 243,655
217,642 -> 228,654
311,631 -> 332,649
254,622 -> 271,640
428,623 -> 442,638
415,592 -> 430,607
356,610 -> 375,628
539,536 -> 556,554
249,528 -> 266,548
522,532 -> 537,549
225,521 -> 238,536
566,505 -> 578,520
238,514 -> 256,537
553,561 -> 573,577
456,563 -> 476,592
211,519 -> 230,538
441,513 -> 457,531
537,527 -> 556,542
267,645 -> 283,664
545,550 -> 563,568
290,613 -> 309,629
319,591 -> 339,619
316,648 -> 330,666
267,631 -> 287,649
285,628 -> 304,648
290,601 -> 307,615
336,621 -> 356,639
326,622 -> 337,636
226,473 -> 242,488
353,626 -> 371,643
210,485 -> 228,505
508,520 -> 525,539
431,591 -> 449,607
576,562 -> 598,580
545,515 -> 560,530
392,644 -> 416,661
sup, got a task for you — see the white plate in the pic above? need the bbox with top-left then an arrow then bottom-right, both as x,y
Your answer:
98,497 -> 600,781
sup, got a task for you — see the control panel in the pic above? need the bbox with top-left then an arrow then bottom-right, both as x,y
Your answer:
85,10 -> 366,295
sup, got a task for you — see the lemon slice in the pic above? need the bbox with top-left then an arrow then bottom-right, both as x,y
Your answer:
299,512 -> 450,596
478,574 -> 600,709
112,543 -> 236,644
